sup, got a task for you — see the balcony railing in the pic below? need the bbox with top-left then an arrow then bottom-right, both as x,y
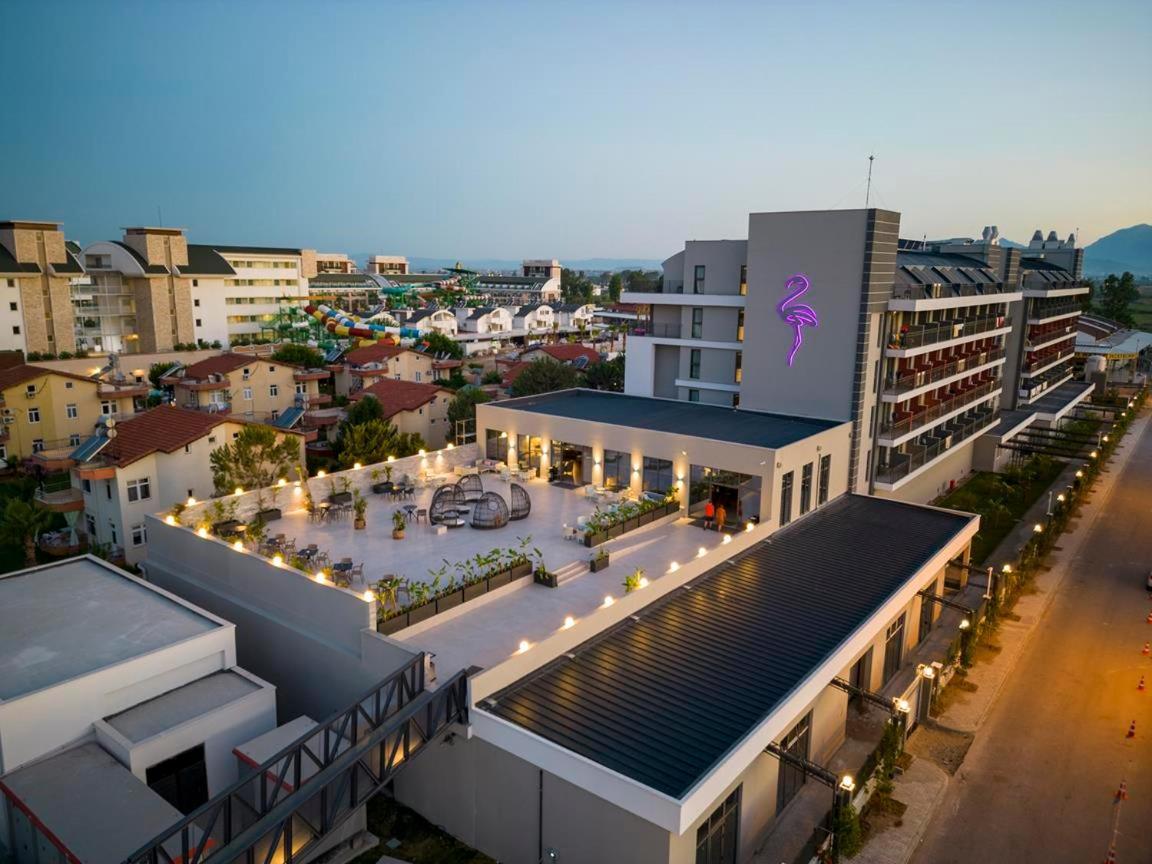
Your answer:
880,378 -> 1000,439
629,323 -> 682,338
1029,300 -> 1082,321
885,348 -> 1005,395
887,315 -> 1008,350
1022,348 -> 1075,375
875,408 -> 999,484
1025,325 -> 1076,350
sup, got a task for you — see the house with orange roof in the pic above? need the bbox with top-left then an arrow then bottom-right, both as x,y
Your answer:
162,352 -> 329,423
330,343 -> 437,398
55,405 -> 304,565
349,379 -> 454,448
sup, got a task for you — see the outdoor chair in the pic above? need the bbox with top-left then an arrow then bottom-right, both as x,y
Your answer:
430,484 -> 467,524
459,473 -> 484,502
509,483 -> 531,521
470,492 -> 510,530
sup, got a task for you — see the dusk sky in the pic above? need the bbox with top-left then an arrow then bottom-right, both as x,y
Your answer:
3,0 -> 1150,259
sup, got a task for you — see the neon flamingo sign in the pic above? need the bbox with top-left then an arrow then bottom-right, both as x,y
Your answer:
776,273 -> 819,366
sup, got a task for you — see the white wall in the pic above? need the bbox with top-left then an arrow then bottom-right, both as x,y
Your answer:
0,279 -> 26,354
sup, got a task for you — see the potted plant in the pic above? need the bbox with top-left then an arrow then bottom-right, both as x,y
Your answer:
406,582 -> 436,624
532,548 -> 556,588
435,575 -> 464,612
210,498 -> 242,536
247,516 -> 268,551
392,509 -> 407,539
590,546 -> 610,573
353,491 -> 367,530
623,567 -> 645,594
370,468 -> 392,495
254,489 -> 281,523
375,575 -> 402,611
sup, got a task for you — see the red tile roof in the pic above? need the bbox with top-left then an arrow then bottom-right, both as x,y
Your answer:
522,344 -> 600,364
343,342 -> 407,366
180,353 -> 256,379
501,361 -> 530,387
100,406 -> 232,467
352,379 -> 452,419
0,363 -> 93,393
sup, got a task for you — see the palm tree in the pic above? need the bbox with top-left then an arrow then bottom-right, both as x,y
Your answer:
0,499 -> 54,568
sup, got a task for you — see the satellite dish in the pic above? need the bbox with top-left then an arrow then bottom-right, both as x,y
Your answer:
105,416 -> 117,429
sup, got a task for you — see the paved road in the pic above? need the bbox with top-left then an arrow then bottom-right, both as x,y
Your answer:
913,415 -> 1152,864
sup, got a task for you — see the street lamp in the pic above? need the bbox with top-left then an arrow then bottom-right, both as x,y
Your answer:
1033,523 -> 1044,534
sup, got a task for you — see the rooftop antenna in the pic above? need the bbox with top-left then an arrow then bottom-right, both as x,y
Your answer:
865,154 -> 876,208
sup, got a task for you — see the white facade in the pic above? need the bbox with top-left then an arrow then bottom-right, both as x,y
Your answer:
514,304 -> 555,333
456,307 -> 513,335
194,250 -> 310,346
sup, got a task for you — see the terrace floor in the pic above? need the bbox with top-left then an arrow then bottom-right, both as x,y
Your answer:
274,475 -> 727,677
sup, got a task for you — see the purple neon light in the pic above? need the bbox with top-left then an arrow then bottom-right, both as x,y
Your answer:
776,274 -> 819,366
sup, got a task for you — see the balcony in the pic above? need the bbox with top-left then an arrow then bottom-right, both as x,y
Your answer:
889,285 -> 1021,313
1027,300 -> 1082,324
293,369 -> 330,382
33,474 -> 85,513
1021,348 -> 1075,377
629,323 -> 682,338
1019,361 -> 1076,403
874,408 -> 1000,488
879,378 -> 1001,443
620,286 -> 746,307
183,401 -> 231,414
883,348 -> 1005,400
1025,325 -> 1076,352
97,381 -> 150,399
885,314 -> 1009,354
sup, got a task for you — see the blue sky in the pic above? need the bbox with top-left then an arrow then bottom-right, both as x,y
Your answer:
2,0 -> 1149,259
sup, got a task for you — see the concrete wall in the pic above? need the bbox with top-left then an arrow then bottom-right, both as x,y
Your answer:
874,439 -> 977,505
741,210 -> 869,422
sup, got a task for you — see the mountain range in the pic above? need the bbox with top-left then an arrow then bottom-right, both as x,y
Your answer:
351,255 -> 662,274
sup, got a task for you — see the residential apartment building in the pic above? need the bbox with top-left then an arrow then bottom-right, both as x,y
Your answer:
475,259 -> 562,303
163,353 -> 328,421
315,252 -> 356,274
366,255 -> 409,275
350,378 -> 453,447
0,556 -> 279,863
308,272 -> 390,313
0,363 -> 147,463
330,342 -> 437,397
0,220 -> 85,356
624,209 -> 1091,503
398,307 -> 460,337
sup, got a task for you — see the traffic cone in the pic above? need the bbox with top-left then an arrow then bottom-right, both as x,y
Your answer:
1116,781 -> 1128,800
1127,720 -> 1136,738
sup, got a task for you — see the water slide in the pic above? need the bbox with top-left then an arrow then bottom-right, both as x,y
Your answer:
304,304 -> 424,341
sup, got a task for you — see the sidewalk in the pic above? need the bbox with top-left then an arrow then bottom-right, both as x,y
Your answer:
841,406 -> 1149,864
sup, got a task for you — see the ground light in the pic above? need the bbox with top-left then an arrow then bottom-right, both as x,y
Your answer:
362,590 -> 373,602
234,487 -> 244,496
668,561 -> 680,573
1057,493 -> 1066,503
602,595 -> 614,607
271,554 -> 284,567
186,496 -> 197,506
959,619 -> 971,630
232,540 -> 244,552
277,478 -> 287,487
517,640 -> 531,654
638,577 -> 650,589
1090,450 -> 1098,459
745,522 -> 755,532
196,527 -> 208,538
1002,564 -> 1013,574
697,546 -> 708,558
165,515 -> 177,526
353,462 -> 362,470
895,698 -> 910,714
839,775 -> 856,793
1033,523 -> 1044,534
317,470 -> 326,478
1076,469 -> 1084,479
722,534 -> 733,545
563,616 -> 575,629
315,572 -> 327,584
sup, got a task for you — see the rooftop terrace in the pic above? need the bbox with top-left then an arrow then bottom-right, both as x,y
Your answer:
0,557 -> 220,701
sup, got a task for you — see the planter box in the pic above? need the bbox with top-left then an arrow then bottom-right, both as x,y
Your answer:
510,561 -> 533,580
637,510 -> 654,527
328,492 -> 353,505
607,523 -> 624,539
407,602 -> 437,626
378,614 -> 408,636
371,482 -> 393,495
488,569 -> 513,590
256,508 -> 281,523
436,590 -> 464,612
589,554 -> 610,573
533,570 -> 559,588
463,581 -> 488,602
212,520 -> 242,536
623,516 -> 639,533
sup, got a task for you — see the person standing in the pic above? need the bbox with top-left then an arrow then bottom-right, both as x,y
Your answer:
703,500 -> 715,530
715,504 -> 727,533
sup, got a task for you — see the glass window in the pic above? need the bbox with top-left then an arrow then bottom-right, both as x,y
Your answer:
101,401 -> 114,416
66,403 -> 78,419
800,463 -> 813,515
779,471 -> 794,526
516,434 -> 542,475
602,449 -> 631,490
269,384 -> 279,397
883,614 -> 906,685
734,351 -> 742,384
688,388 -> 700,402
818,454 -> 831,505
689,349 -> 701,379
696,786 -> 740,864
739,264 -> 747,296
131,523 -> 148,547
642,456 -> 673,494
693,264 -> 706,294
691,307 -> 703,339
69,434 -> 81,446
485,428 -> 505,461
126,477 -> 151,503
27,407 -> 40,423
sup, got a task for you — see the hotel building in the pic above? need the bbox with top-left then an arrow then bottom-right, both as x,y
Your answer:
0,220 -> 86,356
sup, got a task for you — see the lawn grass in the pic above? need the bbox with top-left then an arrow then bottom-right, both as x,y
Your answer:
350,795 -> 495,864
934,456 -> 1068,564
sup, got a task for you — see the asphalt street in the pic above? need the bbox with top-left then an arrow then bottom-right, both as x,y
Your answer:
912,414 -> 1152,864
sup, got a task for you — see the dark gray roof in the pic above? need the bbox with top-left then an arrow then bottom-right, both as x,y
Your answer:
182,245 -> 236,276
1030,380 -> 1094,416
208,243 -> 303,256
110,241 -> 169,275
1020,256 -> 1070,273
467,306 -> 497,320
515,303 -> 546,316
493,389 -> 842,448
49,253 -> 84,275
485,495 -> 975,798
0,243 -> 40,274
310,272 -> 377,286
478,275 -> 539,286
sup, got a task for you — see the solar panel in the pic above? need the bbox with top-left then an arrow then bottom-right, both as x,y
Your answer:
70,434 -> 110,463
272,406 -> 305,429
323,346 -> 345,364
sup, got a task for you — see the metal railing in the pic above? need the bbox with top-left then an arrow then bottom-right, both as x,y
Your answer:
1022,348 -> 1075,375
1028,300 -> 1081,321
885,348 -> 1005,394
888,314 -> 1007,350
126,656 -> 468,864
629,323 -> 682,338
876,410 -> 999,483
1025,324 -> 1076,349
880,379 -> 1000,439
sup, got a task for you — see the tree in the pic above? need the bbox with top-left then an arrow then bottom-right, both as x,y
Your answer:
210,425 -> 301,494
337,419 -> 425,467
481,370 -> 503,385
583,355 -> 625,392
509,358 -> 582,398
561,268 -> 595,305
419,331 -> 463,360
447,386 -> 492,436
148,361 -> 179,389
0,499 -> 53,568
1096,272 -> 1139,326
342,393 -> 384,430
608,273 -> 623,303
272,343 -> 325,369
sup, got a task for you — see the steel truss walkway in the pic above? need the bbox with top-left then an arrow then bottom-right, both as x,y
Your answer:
125,655 -> 468,864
